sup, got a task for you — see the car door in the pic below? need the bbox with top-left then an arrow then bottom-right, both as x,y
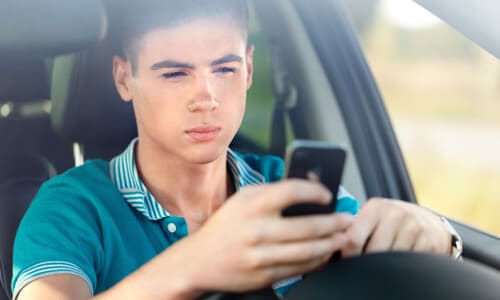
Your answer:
291,0 -> 500,269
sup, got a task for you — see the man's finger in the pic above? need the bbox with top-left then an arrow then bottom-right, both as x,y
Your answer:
254,233 -> 348,267
363,215 -> 398,253
412,236 -> 432,253
341,201 -> 382,257
391,220 -> 420,251
258,257 -> 328,285
259,213 -> 353,243
255,179 -> 332,213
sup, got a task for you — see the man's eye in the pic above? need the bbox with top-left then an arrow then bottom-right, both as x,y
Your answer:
214,67 -> 236,74
161,71 -> 187,79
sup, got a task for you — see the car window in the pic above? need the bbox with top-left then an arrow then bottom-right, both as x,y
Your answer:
238,12 -> 274,151
345,0 -> 500,234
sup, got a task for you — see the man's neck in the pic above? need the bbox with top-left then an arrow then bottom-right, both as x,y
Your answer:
135,141 -> 233,230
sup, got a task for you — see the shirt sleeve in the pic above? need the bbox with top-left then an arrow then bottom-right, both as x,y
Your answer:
11,180 -> 103,298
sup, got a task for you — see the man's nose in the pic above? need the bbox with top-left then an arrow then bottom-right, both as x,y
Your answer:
187,76 -> 219,113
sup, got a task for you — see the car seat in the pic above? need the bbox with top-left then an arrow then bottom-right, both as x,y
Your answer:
0,57 -> 63,300
50,0 -> 137,162
0,150 -> 56,300
0,57 -> 62,300
0,1 -> 107,299
0,58 -> 74,173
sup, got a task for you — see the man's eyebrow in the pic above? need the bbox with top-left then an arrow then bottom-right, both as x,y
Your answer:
210,54 -> 243,66
149,54 -> 243,70
150,60 -> 195,70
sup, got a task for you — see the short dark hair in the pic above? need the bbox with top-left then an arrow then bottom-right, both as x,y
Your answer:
118,0 -> 249,72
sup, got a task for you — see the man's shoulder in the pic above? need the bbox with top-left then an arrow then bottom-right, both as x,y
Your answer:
231,151 -> 284,183
38,159 -> 114,198
22,159 -> 127,232
12,159 -> 122,297
48,159 -> 109,182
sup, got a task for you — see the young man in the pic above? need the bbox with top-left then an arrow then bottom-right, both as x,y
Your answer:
12,1 -> 459,299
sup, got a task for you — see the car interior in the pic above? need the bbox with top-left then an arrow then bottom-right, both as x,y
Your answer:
1,0 -> 500,299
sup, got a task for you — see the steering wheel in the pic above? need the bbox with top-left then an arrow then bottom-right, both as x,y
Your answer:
201,252 -> 500,300
286,252 -> 500,300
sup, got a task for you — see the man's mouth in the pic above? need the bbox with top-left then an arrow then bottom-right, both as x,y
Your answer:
185,126 -> 222,142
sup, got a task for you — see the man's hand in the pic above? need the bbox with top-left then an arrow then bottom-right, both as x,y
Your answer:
341,198 -> 451,258
183,180 -> 353,293
120,180 -> 353,299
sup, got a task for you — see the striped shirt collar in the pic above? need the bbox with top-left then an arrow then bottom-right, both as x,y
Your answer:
110,138 -> 265,221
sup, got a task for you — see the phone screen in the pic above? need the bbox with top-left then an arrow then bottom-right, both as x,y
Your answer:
282,140 -> 346,217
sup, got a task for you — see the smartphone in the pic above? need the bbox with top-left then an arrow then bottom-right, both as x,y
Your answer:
282,140 -> 347,217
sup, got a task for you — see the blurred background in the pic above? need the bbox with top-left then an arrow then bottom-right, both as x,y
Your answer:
242,0 -> 500,234
344,0 -> 500,234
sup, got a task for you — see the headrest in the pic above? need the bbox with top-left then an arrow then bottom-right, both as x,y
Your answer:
50,52 -> 137,147
0,149 -> 56,184
0,0 -> 107,58
51,0 -> 137,147
0,58 -> 50,102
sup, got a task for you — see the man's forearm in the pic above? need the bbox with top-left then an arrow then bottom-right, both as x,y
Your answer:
92,244 -> 203,300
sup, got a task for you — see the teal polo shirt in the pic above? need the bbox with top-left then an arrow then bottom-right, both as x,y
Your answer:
12,139 -> 359,298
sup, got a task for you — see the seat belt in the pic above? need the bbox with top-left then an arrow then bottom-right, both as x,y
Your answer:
270,46 -> 298,157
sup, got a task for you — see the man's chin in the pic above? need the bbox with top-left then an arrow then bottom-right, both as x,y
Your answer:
186,143 -> 228,165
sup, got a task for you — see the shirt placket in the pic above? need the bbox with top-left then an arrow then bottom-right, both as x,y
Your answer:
159,216 -> 189,243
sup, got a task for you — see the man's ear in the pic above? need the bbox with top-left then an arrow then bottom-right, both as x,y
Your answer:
245,44 -> 255,90
113,55 -> 133,102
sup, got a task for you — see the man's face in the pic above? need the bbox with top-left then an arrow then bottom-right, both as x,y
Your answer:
114,18 -> 254,164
